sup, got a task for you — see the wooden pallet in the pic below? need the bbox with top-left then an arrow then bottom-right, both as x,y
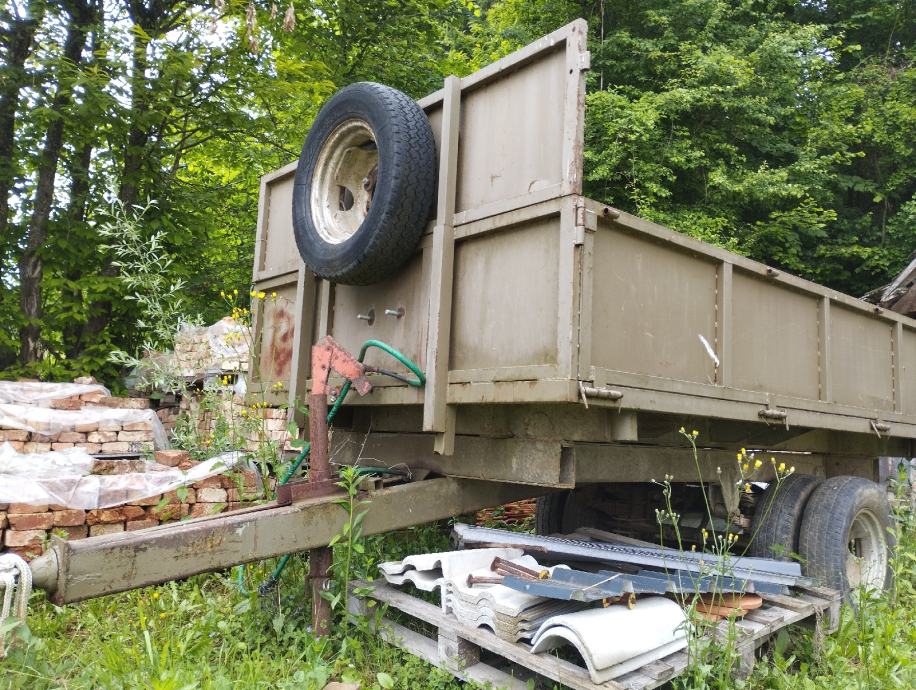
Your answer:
350,580 -> 840,690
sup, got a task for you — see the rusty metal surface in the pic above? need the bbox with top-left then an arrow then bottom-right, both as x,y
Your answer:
36,478 -> 544,604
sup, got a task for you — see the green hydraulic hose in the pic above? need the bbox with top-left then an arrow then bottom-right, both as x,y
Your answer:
235,339 -> 425,595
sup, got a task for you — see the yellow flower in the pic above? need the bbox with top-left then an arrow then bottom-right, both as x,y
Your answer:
691,544 -> 696,552
744,482 -> 752,493
233,288 -> 238,295
679,426 -> 686,434
271,291 -> 277,299
257,291 -> 266,299
789,466 -> 795,473
152,591 -> 160,600
250,290 -> 257,298
220,290 -> 225,297
691,429 -> 698,438
159,612 -> 166,619
736,452 -> 742,462
740,448 -> 746,455
778,462 -> 786,472
754,459 -> 762,469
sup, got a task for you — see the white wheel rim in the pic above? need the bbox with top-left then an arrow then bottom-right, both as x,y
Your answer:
846,508 -> 887,595
310,118 -> 379,244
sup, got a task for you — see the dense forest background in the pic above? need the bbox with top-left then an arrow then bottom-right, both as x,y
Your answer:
1,0 -> 913,384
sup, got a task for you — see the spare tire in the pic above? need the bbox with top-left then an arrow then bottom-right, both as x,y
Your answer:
292,82 -> 437,285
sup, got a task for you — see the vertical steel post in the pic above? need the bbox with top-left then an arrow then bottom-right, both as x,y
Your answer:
308,388 -> 332,634
303,336 -> 372,636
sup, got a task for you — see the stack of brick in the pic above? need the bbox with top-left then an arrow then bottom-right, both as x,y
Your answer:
179,394 -> 293,452
0,450 -> 269,560
154,394 -> 181,435
0,392 -> 162,455
173,318 -> 250,377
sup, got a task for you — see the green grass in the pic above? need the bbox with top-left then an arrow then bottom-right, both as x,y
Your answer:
3,508 -> 915,690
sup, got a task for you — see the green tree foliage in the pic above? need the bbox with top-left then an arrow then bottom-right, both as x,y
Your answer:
1,0 -> 913,384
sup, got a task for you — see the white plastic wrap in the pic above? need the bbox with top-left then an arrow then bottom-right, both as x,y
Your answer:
206,318 -> 250,360
0,443 -> 248,509
0,380 -> 110,405
0,403 -> 170,450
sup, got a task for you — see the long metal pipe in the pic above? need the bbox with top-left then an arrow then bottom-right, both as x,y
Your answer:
29,478 -> 541,604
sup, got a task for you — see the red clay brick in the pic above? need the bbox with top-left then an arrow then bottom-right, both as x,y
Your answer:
58,524 -> 88,540
190,502 -> 225,518
87,431 -> 117,443
121,506 -> 147,521
118,430 -> 153,442
154,449 -> 190,467
148,503 -> 189,521
52,509 -> 86,527
57,431 -> 86,443
9,503 -> 47,514
51,442 -> 75,450
80,391 -> 106,403
125,519 -> 159,531
86,508 -> 128,525
22,442 -> 51,453
74,422 -> 99,433
50,398 -> 81,410
0,429 -> 28,441
4,528 -> 46,547
196,487 -> 227,503
8,512 -> 54,530
89,522 -> 125,536
7,544 -> 44,560
193,476 -> 223,489
97,396 -> 150,409
128,494 -> 162,507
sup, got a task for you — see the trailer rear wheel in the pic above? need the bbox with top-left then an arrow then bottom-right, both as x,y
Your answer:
799,476 -> 894,602
748,473 -> 821,561
292,82 -> 437,285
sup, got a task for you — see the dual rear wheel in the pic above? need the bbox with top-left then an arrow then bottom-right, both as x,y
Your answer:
537,474 -> 894,603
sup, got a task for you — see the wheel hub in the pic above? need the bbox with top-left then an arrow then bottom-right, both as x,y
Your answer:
846,508 -> 887,595
310,119 -> 379,244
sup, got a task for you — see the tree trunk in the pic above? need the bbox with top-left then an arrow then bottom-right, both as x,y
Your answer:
18,1 -> 95,364
0,1 -> 44,246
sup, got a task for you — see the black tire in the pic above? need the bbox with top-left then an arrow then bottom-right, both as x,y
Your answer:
799,476 -> 895,601
292,82 -> 437,285
535,492 -> 569,535
748,473 -> 822,561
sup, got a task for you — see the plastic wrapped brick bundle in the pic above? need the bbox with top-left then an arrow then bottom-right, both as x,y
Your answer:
0,442 -> 248,509
0,403 -> 169,450
0,381 -> 110,405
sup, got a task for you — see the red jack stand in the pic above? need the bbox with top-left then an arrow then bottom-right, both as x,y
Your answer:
303,336 -> 373,636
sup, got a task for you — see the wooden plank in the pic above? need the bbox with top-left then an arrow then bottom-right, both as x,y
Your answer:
759,594 -> 813,614
589,199 -> 916,328
894,321 -> 904,413
561,19 -> 589,196
716,262 -> 733,387
362,580 -> 628,690
819,297 -> 833,402
376,616 -> 529,689
557,198 -> 579,379
423,75 -> 460,439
